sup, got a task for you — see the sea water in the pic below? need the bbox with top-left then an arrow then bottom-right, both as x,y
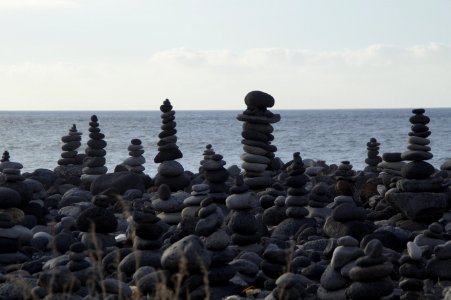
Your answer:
0,109 -> 450,175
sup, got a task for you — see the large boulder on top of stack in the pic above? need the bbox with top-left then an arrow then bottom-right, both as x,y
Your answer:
81,115 -> 107,188
237,91 -> 280,190
387,109 -> 447,223
153,99 -> 189,192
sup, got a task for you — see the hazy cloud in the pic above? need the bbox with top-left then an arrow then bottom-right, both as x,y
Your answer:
0,0 -> 76,10
1,43 -> 450,110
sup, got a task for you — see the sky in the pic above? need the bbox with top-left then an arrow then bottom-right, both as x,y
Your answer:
0,0 -> 450,110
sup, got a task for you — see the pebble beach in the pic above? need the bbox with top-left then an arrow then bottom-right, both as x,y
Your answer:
1,91 -> 451,300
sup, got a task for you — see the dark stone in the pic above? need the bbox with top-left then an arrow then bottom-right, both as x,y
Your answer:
76,206 -> 118,233
410,114 -> 430,124
401,150 -> 433,161
161,235 -> 211,272
244,90 -> 275,108
382,152 -> 402,162
90,172 -> 145,195
154,148 -> 183,163
386,192 -> 447,222
401,161 -> 435,179
0,181 -> 33,207
229,210 -> 257,234
346,277 -> 393,300
0,187 -> 21,208
119,250 -> 162,276
332,204 -> 366,222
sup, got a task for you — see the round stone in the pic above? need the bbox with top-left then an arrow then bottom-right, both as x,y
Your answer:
401,150 -> 433,161
408,136 -> 430,146
401,161 -> 435,179
158,160 -> 184,177
244,90 -> 275,108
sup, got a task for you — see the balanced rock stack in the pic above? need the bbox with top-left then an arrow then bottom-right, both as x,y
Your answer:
323,193 -> 374,241
399,242 -> 426,299
307,182 -> 333,221
225,176 -> 260,247
237,91 -> 281,189
317,236 -> 363,300
346,239 -> 394,300
195,197 -> 235,286
203,153 -> 229,202
199,144 -> 215,173
259,182 -> 286,209
271,153 -> 315,241
180,184 -> 210,235
0,192 -> 32,264
0,151 -> 25,183
57,124 -> 83,166
129,207 -> 164,250
76,194 -> 117,250
153,100 -> 189,192
387,109 -> 447,224
151,184 -> 187,226
81,115 -> 107,187
265,272 -> 307,300
426,240 -> 451,282
122,138 -> 146,174
154,99 -> 182,163
364,138 -> 382,173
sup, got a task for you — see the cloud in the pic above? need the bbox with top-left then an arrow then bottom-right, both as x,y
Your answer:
0,43 -> 450,110
0,0 -> 76,10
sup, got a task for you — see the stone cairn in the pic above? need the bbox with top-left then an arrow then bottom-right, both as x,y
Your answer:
195,196 -> 235,287
81,115 -> 107,188
258,182 -> 286,209
323,181 -> 375,240
57,124 -> 83,166
153,99 -> 189,192
129,206 -> 164,250
346,239 -> 394,300
55,124 -> 84,184
317,236 -> 363,300
199,144 -> 215,173
237,91 -> 281,190
151,184 -> 186,226
262,195 -> 287,229
180,183 -> 210,236
399,242 -> 426,299
76,194 -> 117,251
225,176 -> 260,247
0,151 -> 24,183
122,138 -> 146,174
203,153 -> 229,205
387,109 -> 447,225
271,152 -> 315,241
364,138 -> 382,173
307,182 -> 333,222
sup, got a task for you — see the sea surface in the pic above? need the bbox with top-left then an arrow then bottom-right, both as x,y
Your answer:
0,109 -> 450,175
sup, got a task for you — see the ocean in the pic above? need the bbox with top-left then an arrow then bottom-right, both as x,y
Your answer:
0,109 -> 450,175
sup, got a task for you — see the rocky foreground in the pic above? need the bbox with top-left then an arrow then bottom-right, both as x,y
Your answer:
0,92 -> 451,300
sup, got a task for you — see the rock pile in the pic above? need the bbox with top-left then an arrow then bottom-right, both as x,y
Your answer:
81,115 -> 107,187
364,138 -> 382,173
122,138 -> 146,174
387,109 -> 447,224
237,91 -> 280,189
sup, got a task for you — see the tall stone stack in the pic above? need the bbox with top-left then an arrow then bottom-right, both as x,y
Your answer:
153,99 -> 189,192
54,125 -> 84,184
203,153 -> 229,203
237,91 -> 280,190
154,99 -> 182,163
81,115 -> 107,188
57,124 -> 83,166
225,176 -> 260,247
364,138 -> 382,173
0,152 -> 24,183
387,109 -> 447,224
271,152 -> 316,241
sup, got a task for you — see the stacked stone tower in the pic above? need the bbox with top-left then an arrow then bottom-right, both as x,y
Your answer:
237,91 -> 280,190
